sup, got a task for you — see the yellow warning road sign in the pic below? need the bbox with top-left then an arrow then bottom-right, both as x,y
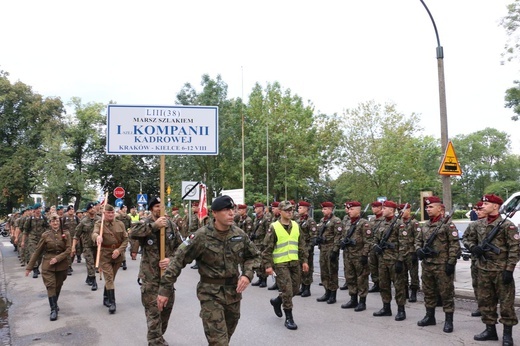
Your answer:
438,141 -> 462,176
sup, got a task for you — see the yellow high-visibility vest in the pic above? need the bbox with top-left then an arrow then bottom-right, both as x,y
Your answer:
272,221 -> 300,264
129,213 -> 140,223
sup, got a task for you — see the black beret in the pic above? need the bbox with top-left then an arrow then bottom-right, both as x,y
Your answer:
211,195 -> 235,211
149,197 -> 161,210
85,202 -> 95,211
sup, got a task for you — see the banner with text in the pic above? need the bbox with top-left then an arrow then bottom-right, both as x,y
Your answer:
106,104 -> 219,155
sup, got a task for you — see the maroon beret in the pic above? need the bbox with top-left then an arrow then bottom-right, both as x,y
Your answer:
171,207 -> 179,211
289,200 -> 296,205
383,200 -> 398,208
482,194 -> 503,205
321,202 -> 335,208
398,203 -> 411,210
475,201 -> 484,209
254,202 -> 265,208
271,201 -> 280,207
345,201 -> 361,208
371,201 -> 383,207
298,201 -> 311,207
191,201 -> 199,207
424,196 -> 442,205
237,204 -> 247,209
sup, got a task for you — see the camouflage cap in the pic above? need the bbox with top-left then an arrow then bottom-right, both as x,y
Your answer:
279,201 -> 293,211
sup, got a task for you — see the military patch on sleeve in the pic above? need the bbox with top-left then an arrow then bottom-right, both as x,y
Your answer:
417,227 -> 421,232
364,224 -> 369,228
337,227 -> 342,232
312,227 -> 317,231
399,224 -> 405,228
402,231 -> 407,236
514,234 -> 520,240
183,233 -> 195,246
366,230 -> 371,235
452,231 -> 458,237
509,225 -> 516,230
449,224 -> 456,229
247,225 -> 252,229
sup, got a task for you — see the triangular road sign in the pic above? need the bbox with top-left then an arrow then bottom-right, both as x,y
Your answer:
438,141 -> 462,176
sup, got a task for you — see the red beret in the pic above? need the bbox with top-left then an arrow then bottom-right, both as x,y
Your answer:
298,201 -> 311,207
398,203 -> 411,210
321,202 -> 335,208
192,202 -> 199,207
271,201 -> 280,207
383,200 -> 398,208
171,207 -> 179,211
237,204 -> 247,209
290,200 -> 296,205
254,202 -> 265,208
371,201 -> 382,207
482,194 -> 503,205
345,201 -> 361,208
475,201 -> 484,209
424,196 -> 442,205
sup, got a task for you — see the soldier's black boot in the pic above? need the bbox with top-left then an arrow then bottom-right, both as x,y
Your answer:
108,289 -> 116,314
355,297 -> 366,312
35,267 -> 40,275
395,305 -> 406,321
368,282 -> 380,293
103,287 -> 110,307
77,254 -> 81,263
67,266 -> 73,276
32,268 -> 38,278
341,295 -> 358,309
316,289 -> 331,302
405,287 -> 410,300
373,302 -> 392,317
327,290 -> 337,304
268,279 -> 278,290
283,309 -> 298,330
270,295 -> 283,317
251,277 -> 262,286
91,276 -> 98,291
474,324 -> 498,341
443,312 -> 454,333
340,282 -> 348,290
86,275 -> 92,285
122,260 -> 127,270
259,278 -> 267,288
49,296 -> 58,321
471,309 -> 482,317
503,325 -> 514,346
417,307 -> 436,326
409,289 -> 417,303
55,291 -> 60,312
301,284 -> 311,298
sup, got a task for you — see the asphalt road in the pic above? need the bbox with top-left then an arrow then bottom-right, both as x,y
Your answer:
1,234 -> 518,346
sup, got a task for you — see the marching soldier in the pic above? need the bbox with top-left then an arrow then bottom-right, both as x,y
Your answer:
61,205 -> 79,275
340,202 -> 351,291
372,201 -> 407,320
296,201 -> 317,297
131,197 -> 183,345
93,204 -> 129,314
116,205 -> 132,270
250,202 -> 270,288
336,201 -> 371,311
72,202 -> 101,290
466,194 -> 519,345
157,195 -> 260,345
263,201 -> 309,330
368,201 -> 384,293
400,203 -> 420,303
22,203 -> 48,278
316,201 -> 343,304
415,196 -> 460,333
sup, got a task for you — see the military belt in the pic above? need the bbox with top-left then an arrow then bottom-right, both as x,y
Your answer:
200,276 -> 238,286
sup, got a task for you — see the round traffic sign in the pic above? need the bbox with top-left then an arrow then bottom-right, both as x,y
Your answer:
114,187 -> 125,199
115,198 -> 124,207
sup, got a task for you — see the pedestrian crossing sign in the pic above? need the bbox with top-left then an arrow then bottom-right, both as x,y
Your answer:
438,141 -> 462,176
137,194 -> 148,205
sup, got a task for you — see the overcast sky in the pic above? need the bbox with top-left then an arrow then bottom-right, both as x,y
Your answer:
2,0 -> 519,152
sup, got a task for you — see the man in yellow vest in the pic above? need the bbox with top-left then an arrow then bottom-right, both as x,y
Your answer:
263,200 -> 309,330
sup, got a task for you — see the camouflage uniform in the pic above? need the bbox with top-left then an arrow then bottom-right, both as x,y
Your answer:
317,215 -> 343,291
402,217 -> 420,292
251,213 -> 270,282
23,215 -> 49,269
368,215 -> 385,288
462,220 -> 480,307
297,214 -> 317,286
158,224 -> 260,345
236,214 -> 253,236
75,215 -> 101,277
131,216 -> 182,346
415,217 -> 460,312
466,216 -> 519,327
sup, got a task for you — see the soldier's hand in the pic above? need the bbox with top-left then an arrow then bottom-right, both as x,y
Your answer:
111,249 -> 120,259
159,258 -> 170,270
445,263 -> 455,276
503,270 -> 514,285
302,263 -> 309,273
265,267 -> 274,276
157,295 -> 169,312
395,260 -> 404,274
329,251 -> 339,262
131,252 -> 137,260
411,252 -> 418,263
470,245 -> 484,257
360,255 -> 368,266
70,249 -> 76,257
236,275 -> 250,293
416,248 -> 426,260
25,269 -> 31,277
96,235 -> 103,246
374,244 -> 383,255
154,217 -> 167,229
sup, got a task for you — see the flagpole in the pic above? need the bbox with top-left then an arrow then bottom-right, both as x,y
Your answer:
160,155 -> 165,276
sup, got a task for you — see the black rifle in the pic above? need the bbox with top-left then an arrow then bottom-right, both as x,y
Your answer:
340,203 -> 370,249
249,217 -> 264,241
420,209 -> 454,257
477,203 -> 520,260
373,203 -> 408,253
315,219 -> 330,245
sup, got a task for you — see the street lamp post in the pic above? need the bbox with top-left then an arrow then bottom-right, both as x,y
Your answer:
136,179 -> 143,194
420,0 -> 452,210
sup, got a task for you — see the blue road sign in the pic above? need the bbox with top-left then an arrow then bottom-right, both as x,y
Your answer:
115,198 -> 124,207
137,194 -> 148,205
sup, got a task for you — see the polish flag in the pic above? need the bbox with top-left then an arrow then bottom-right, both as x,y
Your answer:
198,183 -> 208,222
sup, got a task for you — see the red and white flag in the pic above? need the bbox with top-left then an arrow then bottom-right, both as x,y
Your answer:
198,183 -> 208,222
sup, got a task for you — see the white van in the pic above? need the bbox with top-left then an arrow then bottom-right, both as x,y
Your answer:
501,192 -> 520,227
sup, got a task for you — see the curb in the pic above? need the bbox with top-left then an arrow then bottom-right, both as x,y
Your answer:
455,288 -> 520,307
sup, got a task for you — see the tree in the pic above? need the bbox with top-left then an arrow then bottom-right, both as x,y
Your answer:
500,2 -> 520,120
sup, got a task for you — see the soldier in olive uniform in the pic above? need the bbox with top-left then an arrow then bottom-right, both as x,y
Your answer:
466,194 -> 519,345
250,202 -> 270,287
72,202 -> 101,290
400,203 -> 420,303
339,202 -> 351,291
61,205 -> 79,275
415,196 -> 460,333
263,201 -> 309,330
296,201 -> 317,297
235,204 -> 253,236
116,205 -> 132,270
316,201 -> 343,304
22,203 -> 48,278
131,197 -> 183,346
368,201 -> 384,292
157,195 -> 260,346
335,201 -> 372,311
93,204 -> 129,314
372,201 -> 408,320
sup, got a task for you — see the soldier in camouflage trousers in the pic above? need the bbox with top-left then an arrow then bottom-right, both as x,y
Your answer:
368,201 -> 384,293
157,196 -> 260,346
296,201 -> 317,297
466,194 -> 519,345
131,197 -> 183,346
415,196 -> 460,334
399,203 -> 420,303
22,204 -> 49,278
250,202 -> 270,287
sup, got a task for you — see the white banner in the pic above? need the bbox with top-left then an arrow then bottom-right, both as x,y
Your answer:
106,104 -> 218,155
